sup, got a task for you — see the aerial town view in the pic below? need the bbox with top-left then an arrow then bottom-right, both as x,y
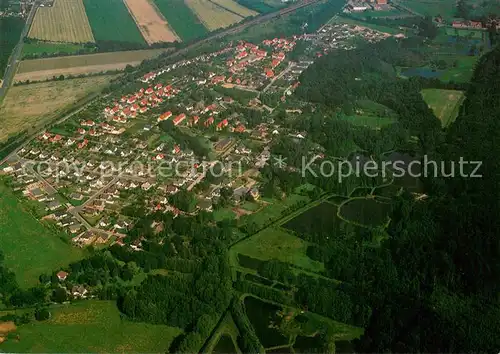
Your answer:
0,0 -> 499,352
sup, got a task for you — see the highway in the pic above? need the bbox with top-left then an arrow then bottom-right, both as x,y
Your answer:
0,3 -> 38,101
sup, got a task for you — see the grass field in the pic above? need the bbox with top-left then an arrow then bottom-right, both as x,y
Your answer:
0,181 -> 85,288
0,301 -> 182,352
211,0 -> 258,17
153,0 -> 208,41
186,0 -> 243,31
230,227 -> 324,273
421,88 -> 465,127
123,0 -> 180,44
341,114 -> 396,128
14,49 -> 164,82
0,17 -> 24,80
398,0 -> 457,20
440,56 -> 478,83
28,0 -> 95,43
0,75 -> 116,142
22,42 -> 92,57
83,0 -> 146,44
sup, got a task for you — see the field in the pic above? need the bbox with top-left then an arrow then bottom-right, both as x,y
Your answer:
154,0 -> 208,42
0,301 -> 182,352
421,88 -> 465,127
338,198 -> 392,227
398,0 -> 457,20
341,114 -> 396,128
282,202 -> 345,238
0,181 -> 85,288
440,56 -> 478,83
123,0 -> 180,44
234,0 -> 282,13
230,227 -> 324,273
14,49 -> 165,82
0,17 -> 24,80
83,0 -> 146,44
0,75 -> 116,142
28,0 -> 95,43
210,0 -> 258,17
22,42 -> 90,58
185,0 -> 244,31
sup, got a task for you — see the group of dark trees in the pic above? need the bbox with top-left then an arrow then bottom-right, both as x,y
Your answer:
352,47 -> 500,352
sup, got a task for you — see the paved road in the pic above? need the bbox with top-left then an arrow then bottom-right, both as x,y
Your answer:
0,3 -> 38,101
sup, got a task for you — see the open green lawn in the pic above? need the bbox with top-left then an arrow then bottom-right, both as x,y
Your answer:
154,0 -> 208,42
421,88 -> 465,127
335,16 -> 403,35
83,0 -> 146,44
230,227 -> 324,273
0,182 -> 85,288
0,300 -> 183,352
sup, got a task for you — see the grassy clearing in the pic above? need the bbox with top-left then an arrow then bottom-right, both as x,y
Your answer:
185,0 -> 243,31
421,88 -> 464,127
340,114 -> 396,128
83,0 -> 146,44
0,301 -> 182,352
0,181 -> 85,288
28,0 -> 95,43
154,0 -> 209,42
440,56 -> 478,83
0,75 -> 116,142
230,227 -> 324,273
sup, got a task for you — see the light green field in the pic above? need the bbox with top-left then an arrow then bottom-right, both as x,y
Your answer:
440,56 -> 478,83
230,227 -> 324,273
398,0 -> 457,20
0,301 -> 183,352
0,182 -> 85,288
335,16 -> 403,35
421,88 -> 465,127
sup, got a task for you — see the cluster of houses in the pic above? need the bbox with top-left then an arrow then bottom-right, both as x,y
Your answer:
1,21 -> 391,251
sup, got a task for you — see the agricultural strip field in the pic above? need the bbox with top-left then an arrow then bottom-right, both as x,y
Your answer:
421,88 -> 465,127
234,0 -> 281,13
153,0 -> 209,42
0,75 -> 117,142
83,0 -> 145,44
28,0 -> 95,43
230,227 -> 324,273
0,301 -> 182,352
123,0 -> 180,44
22,42 -> 91,58
14,49 -> 165,82
0,17 -> 24,79
0,181 -> 85,288
186,0 -> 244,31
210,0 -> 258,17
